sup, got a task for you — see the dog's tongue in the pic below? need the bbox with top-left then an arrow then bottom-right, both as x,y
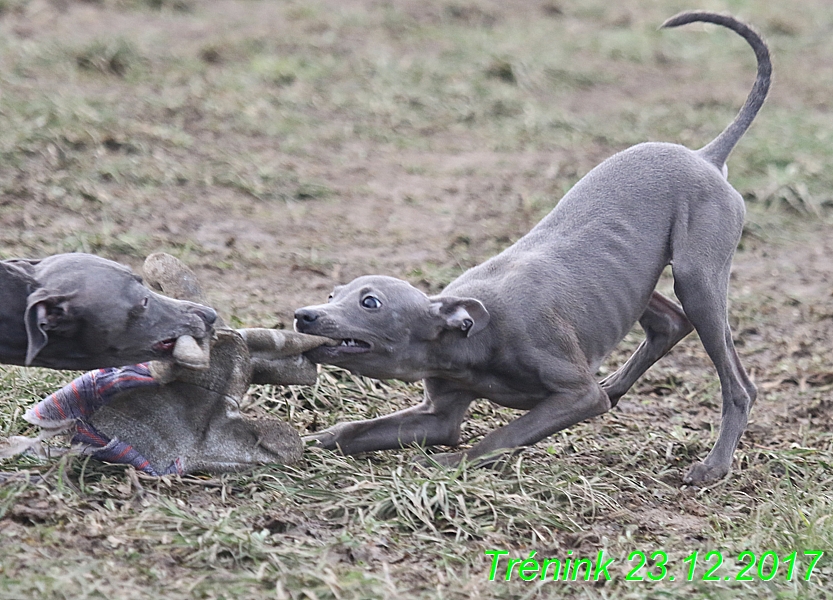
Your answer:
172,334 -> 210,370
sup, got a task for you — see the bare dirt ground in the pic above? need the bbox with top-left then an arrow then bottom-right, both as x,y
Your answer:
1,0 -> 833,598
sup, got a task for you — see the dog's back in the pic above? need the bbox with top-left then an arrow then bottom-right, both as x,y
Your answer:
446,142 -> 743,368
297,11 -> 769,484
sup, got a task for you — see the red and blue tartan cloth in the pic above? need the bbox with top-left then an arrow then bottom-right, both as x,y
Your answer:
25,364 -> 183,476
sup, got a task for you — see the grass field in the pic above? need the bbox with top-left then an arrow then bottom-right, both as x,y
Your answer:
1,0 -> 833,598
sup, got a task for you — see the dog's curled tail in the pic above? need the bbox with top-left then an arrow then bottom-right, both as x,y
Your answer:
662,11 -> 771,169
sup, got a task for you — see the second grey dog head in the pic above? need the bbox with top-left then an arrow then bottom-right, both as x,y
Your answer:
17,253 -> 217,369
294,275 -> 489,381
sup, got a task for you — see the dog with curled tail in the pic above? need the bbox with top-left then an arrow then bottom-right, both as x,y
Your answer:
296,12 -> 769,485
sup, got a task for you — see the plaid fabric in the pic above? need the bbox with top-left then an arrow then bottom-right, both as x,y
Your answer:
27,364 -> 156,424
24,364 -> 183,476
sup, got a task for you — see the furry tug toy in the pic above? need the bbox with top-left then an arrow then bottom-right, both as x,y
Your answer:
0,253 -> 333,475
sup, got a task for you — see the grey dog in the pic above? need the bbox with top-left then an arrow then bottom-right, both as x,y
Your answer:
0,253 -> 216,370
295,12 -> 769,485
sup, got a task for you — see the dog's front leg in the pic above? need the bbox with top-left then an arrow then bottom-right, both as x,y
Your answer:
304,379 -> 475,455
433,382 -> 611,467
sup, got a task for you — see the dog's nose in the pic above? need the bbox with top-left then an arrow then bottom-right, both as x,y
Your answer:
195,306 -> 217,326
294,308 -> 320,326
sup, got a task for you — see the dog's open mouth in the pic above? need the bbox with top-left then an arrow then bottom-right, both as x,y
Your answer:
336,338 -> 371,351
152,335 -> 211,370
153,338 -> 177,354
320,337 -> 372,354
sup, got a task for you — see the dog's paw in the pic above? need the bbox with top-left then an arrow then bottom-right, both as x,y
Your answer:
302,430 -> 338,451
419,451 -> 464,468
419,449 -> 518,470
683,461 -> 729,486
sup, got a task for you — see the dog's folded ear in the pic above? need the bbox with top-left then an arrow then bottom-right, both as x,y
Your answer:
429,296 -> 490,337
24,289 -> 71,366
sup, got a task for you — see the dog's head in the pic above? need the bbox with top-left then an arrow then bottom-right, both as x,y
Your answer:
294,275 -> 489,381
17,253 -> 216,370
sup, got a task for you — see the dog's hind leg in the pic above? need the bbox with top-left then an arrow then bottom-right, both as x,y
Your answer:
600,291 -> 694,406
672,257 -> 757,485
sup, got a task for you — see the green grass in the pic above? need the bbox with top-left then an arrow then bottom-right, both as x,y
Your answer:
2,359 -> 833,599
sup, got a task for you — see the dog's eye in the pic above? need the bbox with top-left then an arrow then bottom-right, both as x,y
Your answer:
361,295 -> 382,309
327,293 -> 334,303
141,296 -> 150,309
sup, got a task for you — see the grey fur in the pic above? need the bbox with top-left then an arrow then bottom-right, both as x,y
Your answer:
86,253 -> 332,473
1,253 -> 331,474
0,253 -> 216,370
142,252 -> 327,386
294,12 -> 769,485
90,328 -> 305,474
